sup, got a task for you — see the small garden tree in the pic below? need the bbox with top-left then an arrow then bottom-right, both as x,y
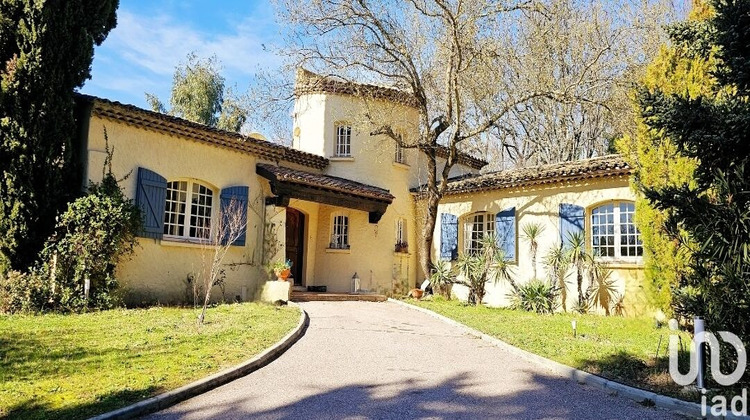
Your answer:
197,198 -> 248,325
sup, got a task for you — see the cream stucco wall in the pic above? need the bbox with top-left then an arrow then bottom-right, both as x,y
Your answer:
291,93 -> 430,294
85,116 -> 274,305
432,175 -> 648,316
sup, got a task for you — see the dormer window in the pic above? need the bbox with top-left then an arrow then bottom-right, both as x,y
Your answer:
335,124 -> 352,157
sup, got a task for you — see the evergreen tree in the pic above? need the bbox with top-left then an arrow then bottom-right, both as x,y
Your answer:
635,0 -> 750,340
617,1 -> 714,312
146,54 -> 248,132
0,1 -> 119,272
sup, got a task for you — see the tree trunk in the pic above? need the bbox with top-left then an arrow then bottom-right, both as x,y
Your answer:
198,287 -> 212,325
419,193 -> 440,285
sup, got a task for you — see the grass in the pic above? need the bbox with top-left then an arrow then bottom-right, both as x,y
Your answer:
410,298 -> 697,401
0,303 -> 299,420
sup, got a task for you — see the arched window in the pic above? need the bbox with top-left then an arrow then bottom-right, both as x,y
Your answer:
330,213 -> 350,249
164,180 -> 215,240
591,201 -> 643,259
464,212 -> 495,255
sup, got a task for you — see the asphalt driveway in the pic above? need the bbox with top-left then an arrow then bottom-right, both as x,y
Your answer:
146,301 -> 683,419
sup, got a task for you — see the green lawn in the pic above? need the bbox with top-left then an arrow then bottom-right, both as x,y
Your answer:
0,303 -> 299,420
410,298 -> 697,401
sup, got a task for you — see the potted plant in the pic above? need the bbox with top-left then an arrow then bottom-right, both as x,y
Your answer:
395,241 -> 408,253
268,259 -> 293,281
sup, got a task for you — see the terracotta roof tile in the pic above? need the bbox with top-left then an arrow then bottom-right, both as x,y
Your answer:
78,94 -> 329,169
257,163 -> 394,203
294,68 -> 420,109
413,154 -> 631,196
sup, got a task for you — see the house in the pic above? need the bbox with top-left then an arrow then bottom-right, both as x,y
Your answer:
75,69 -> 645,313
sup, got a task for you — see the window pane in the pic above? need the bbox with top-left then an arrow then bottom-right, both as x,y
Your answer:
164,181 -> 188,236
189,183 -> 213,240
591,204 -> 615,258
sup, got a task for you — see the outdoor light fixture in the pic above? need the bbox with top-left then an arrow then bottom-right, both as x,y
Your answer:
352,272 -> 360,293
571,319 -> 577,338
695,316 -> 706,390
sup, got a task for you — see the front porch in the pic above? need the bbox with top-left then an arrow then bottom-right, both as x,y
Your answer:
258,163 -> 414,296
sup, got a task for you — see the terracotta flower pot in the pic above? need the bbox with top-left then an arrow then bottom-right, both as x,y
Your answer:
276,268 -> 291,281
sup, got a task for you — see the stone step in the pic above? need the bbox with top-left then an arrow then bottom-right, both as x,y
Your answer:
290,292 -> 387,302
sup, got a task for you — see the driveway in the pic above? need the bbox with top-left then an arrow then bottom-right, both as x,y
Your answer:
147,301 -> 683,419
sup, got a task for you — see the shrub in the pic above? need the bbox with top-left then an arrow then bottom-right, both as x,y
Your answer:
0,135 -> 142,314
429,259 -> 453,299
0,270 -> 49,313
38,172 -> 141,312
510,279 -> 559,314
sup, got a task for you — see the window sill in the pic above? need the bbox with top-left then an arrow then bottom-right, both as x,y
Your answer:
394,251 -> 410,257
329,156 -> 355,162
160,237 -> 211,249
596,259 -> 644,268
392,161 -> 410,170
326,248 -> 351,254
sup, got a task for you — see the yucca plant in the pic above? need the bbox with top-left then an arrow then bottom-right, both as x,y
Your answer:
429,259 -> 454,299
565,231 -> 593,312
510,278 -> 559,314
521,222 -> 546,279
587,264 -> 619,316
544,245 -> 570,312
454,233 -> 515,305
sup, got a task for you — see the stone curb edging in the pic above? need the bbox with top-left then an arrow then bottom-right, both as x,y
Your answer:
89,303 -> 309,420
388,298 -> 746,420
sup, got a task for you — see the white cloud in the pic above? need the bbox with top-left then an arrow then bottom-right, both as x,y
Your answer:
107,10 -> 282,80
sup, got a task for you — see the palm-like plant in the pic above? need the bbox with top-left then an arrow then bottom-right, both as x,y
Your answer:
454,233 -> 516,305
521,222 -> 546,279
544,245 -> 570,311
429,259 -> 454,299
566,231 -> 594,313
587,264 -> 619,316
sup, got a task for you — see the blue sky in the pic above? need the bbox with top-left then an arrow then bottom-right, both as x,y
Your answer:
80,1 -> 283,109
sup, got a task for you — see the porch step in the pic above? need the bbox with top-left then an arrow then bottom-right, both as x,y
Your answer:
290,291 -> 388,303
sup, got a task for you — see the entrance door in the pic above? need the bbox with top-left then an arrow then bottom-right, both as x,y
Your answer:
285,208 -> 305,286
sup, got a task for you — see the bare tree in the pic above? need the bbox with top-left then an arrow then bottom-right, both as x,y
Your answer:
483,0 -> 683,169
197,198 -> 247,325
275,0 -> 623,280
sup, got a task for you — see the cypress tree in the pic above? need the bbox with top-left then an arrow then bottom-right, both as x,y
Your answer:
617,1 -> 714,312
0,0 -> 119,272
636,0 -> 750,339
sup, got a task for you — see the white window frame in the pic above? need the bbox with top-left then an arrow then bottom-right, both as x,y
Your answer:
394,142 -> 406,164
334,124 -> 352,157
163,179 -> 216,242
463,212 -> 495,256
396,218 -> 407,245
590,201 -> 643,262
330,213 -> 350,249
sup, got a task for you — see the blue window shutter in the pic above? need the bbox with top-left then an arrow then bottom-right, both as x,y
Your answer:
559,203 -> 585,248
440,213 -> 458,261
495,208 -> 516,261
220,186 -> 249,246
135,167 -> 167,239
